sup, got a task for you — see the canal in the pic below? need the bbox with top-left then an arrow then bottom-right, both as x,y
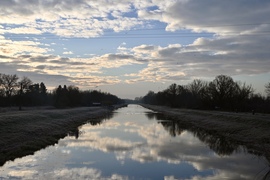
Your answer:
0,105 -> 269,179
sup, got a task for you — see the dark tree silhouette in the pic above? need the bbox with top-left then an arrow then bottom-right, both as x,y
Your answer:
265,82 -> 270,97
143,91 -> 157,105
67,85 -> 81,107
1,74 -> 19,106
54,85 -> 65,108
188,79 -> 208,105
0,74 -> 123,108
52,85 -> 122,108
208,75 -> 238,109
27,83 -> 40,106
166,83 -> 177,107
0,74 -> 4,98
141,74 -> 269,113
233,82 -> 253,111
18,76 -> 32,110
39,82 -> 47,105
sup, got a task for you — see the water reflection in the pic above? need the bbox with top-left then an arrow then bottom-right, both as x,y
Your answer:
158,118 -> 239,156
148,111 -> 270,179
0,105 -> 269,180
67,113 -> 114,139
68,128 -> 80,139
150,112 -> 267,157
145,112 -> 166,120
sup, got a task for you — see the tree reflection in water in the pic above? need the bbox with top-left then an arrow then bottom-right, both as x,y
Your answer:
68,128 -> 80,139
68,112 -> 115,139
192,129 -> 239,156
145,112 -> 166,120
146,112 -> 184,136
146,112 -> 240,156
159,121 -> 184,137
87,112 -> 115,126
145,111 -> 270,178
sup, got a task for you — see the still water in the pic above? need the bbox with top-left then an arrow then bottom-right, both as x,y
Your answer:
0,105 -> 269,179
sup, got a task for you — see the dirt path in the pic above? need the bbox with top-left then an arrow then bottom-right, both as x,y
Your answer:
0,105 -> 123,166
142,104 -> 270,160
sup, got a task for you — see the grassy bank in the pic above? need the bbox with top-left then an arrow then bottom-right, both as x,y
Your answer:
142,104 -> 270,160
0,105 -> 124,166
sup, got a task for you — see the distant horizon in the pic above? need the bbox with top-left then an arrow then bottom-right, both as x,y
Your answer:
1,1 -> 270,99
2,72 -> 267,100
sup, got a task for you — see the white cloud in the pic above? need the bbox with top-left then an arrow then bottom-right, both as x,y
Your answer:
0,38 -> 48,56
1,27 -> 42,35
1,1 -> 270,37
0,51 -> 145,88
132,44 -> 158,57
2,34 -> 270,89
0,0 -> 145,38
0,0 -> 270,95
63,51 -> 73,55
126,33 -> 270,82
138,0 -> 270,34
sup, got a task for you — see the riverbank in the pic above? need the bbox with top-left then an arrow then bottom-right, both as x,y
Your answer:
0,105 -> 125,166
142,104 -> 270,160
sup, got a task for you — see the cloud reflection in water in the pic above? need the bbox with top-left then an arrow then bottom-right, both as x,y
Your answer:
0,105 -> 268,179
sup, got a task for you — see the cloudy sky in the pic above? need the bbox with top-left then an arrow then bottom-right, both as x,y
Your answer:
1,0 -> 270,98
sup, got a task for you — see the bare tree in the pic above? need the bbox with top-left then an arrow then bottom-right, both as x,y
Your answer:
187,79 -> 208,97
19,77 -> 32,93
208,75 -> 238,108
236,82 -> 254,100
165,83 -> 178,107
1,74 -> 19,106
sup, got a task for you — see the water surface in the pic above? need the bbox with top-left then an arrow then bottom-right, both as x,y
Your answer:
0,105 -> 269,179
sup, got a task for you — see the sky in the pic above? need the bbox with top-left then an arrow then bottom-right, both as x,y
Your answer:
1,0 -> 270,99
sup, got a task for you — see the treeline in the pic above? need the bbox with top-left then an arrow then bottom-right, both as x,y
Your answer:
53,85 -> 122,108
0,73 -> 123,109
139,75 -> 270,113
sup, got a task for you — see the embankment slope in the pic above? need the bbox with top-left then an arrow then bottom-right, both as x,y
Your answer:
0,106 -> 115,166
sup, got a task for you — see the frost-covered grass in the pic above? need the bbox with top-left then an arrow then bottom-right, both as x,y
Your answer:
0,106 -> 112,166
